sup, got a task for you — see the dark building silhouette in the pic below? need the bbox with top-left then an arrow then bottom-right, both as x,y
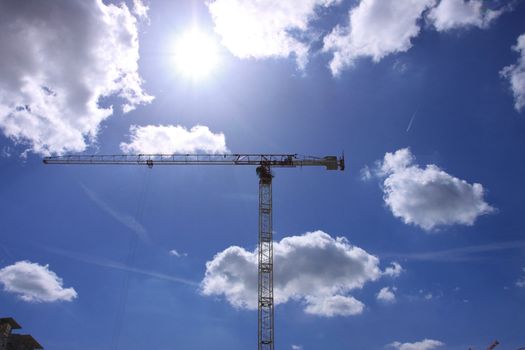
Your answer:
0,318 -> 42,350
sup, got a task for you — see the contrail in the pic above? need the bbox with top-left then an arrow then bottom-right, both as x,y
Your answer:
383,240 -> 525,262
406,110 -> 417,132
80,183 -> 150,243
45,246 -> 199,287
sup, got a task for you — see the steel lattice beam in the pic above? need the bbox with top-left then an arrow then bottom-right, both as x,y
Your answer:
43,153 -> 344,170
258,166 -> 274,350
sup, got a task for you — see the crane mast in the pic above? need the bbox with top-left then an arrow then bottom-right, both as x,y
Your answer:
44,153 -> 344,350
257,165 -> 274,349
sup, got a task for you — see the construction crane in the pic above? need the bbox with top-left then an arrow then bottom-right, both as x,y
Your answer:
43,153 -> 344,350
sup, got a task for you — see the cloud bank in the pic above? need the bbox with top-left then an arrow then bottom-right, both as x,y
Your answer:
0,0 -> 153,155
201,230 -> 401,317
374,148 -> 494,230
0,261 -> 77,302
120,125 -> 228,154
208,0 -> 510,76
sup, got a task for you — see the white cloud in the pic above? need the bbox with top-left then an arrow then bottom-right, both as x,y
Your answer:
389,339 -> 444,350
207,0 -> 340,69
427,0 -> 503,31
393,60 -> 409,74
0,0 -> 153,156
132,0 -> 149,20
323,0 -> 436,75
201,230 -> 400,317
169,249 -> 187,258
424,292 -> 433,300
377,286 -> 396,303
383,262 -> 404,277
516,267 -> 525,288
1,146 -> 12,158
360,165 -> 373,181
304,295 -> 365,316
375,148 -> 494,231
501,33 -> 525,112
0,261 -> 77,302
120,125 -> 228,154
291,345 -> 303,350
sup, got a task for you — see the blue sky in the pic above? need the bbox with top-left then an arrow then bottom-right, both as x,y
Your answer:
1,1 -> 525,349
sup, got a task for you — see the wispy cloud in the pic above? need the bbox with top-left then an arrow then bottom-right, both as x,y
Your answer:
384,240 -> 525,262
169,249 -> 188,258
45,246 -> 198,287
1,146 -> 12,158
81,184 -> 150,243
516,267 -> 525,287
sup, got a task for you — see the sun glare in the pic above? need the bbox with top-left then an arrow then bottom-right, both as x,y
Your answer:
173,30 -> 219,80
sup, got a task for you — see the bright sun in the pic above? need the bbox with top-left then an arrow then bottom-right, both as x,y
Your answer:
173,30 -> 219,80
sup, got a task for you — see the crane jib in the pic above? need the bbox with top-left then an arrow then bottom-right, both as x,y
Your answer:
43,153 -> 345,171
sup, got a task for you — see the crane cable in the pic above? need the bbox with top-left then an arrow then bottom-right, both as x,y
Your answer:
110,167 -> 151,350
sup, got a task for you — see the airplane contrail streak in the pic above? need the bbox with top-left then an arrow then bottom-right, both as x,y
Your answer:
45,246 -> 199,287
406,110 -> 417,132
80,183 -> 151,243
383,239 -> 525,262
